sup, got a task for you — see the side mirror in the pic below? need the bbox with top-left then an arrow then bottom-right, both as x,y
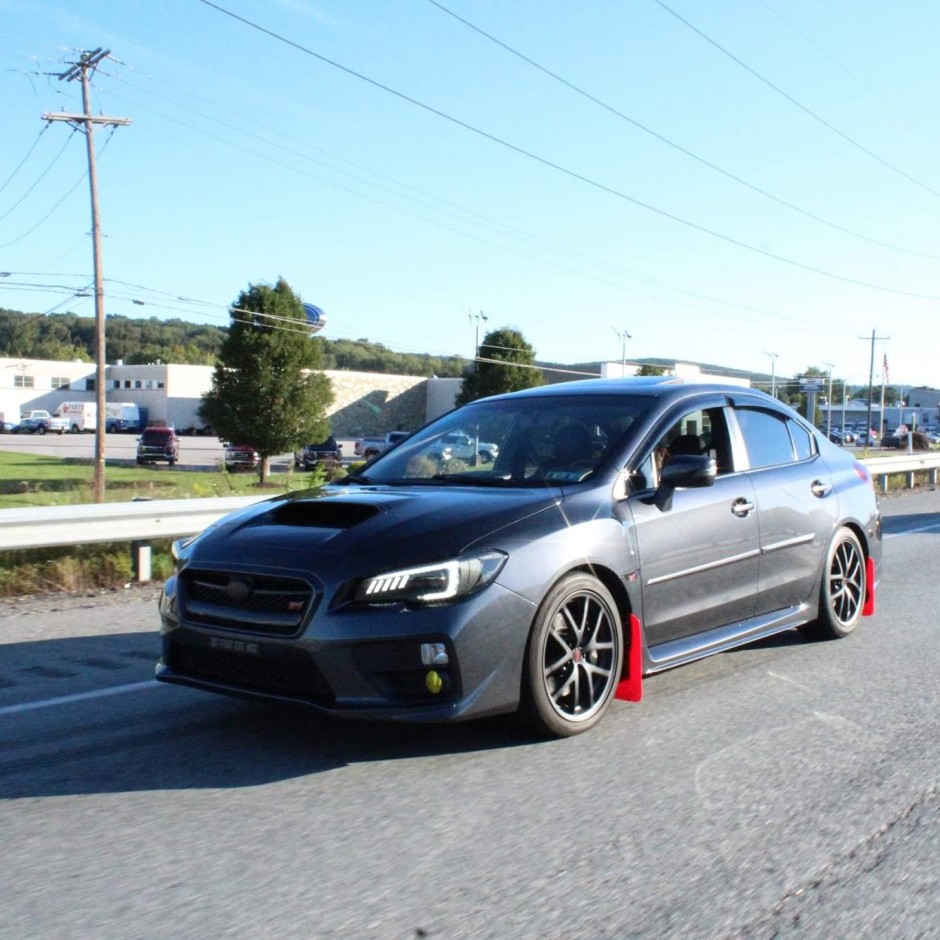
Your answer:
660,454 -> 717,489
655,455 -> 717,511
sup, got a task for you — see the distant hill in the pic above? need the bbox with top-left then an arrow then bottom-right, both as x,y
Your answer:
1,305 -> 781,386
0,307 -> 467,378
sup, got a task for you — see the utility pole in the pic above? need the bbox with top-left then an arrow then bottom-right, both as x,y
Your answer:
42,48 -> 130,503
612,327 -> 631,377
859,328 -> 889,454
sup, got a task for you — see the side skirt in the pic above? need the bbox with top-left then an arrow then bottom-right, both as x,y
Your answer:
645,605 -> 811,675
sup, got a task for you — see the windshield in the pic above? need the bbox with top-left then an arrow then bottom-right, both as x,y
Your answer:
352,393 -> 652,486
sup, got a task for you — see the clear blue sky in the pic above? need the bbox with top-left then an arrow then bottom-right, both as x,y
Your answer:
2,0 -> 938,389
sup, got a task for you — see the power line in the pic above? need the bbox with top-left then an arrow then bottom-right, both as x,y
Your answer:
651,0 -> 940,199
0,127 -> 77,222
0,124 -> 50,196
425,0 -> 940,260
193,0 -> 940,302
756,0 -> 940,149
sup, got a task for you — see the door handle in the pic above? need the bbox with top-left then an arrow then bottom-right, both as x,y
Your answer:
811,479 -> 832,498
731,498 -> 755,517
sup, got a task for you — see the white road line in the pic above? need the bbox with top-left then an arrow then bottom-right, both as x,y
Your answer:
0,680 -> 158,717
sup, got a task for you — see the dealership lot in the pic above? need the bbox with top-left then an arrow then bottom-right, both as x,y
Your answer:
0,433 -> 358,471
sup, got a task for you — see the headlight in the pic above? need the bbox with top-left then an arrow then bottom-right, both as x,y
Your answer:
354,550 -> 507,606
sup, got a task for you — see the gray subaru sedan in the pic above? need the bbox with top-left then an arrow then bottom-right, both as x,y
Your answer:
156,378 -> 882,737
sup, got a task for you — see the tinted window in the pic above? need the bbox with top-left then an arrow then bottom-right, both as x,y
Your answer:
734,408 -> 795,469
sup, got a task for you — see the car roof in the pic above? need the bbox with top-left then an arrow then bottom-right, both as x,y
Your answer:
483,376 -> 779,409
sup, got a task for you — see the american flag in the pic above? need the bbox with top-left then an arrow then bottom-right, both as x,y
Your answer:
883,353 -> 889,382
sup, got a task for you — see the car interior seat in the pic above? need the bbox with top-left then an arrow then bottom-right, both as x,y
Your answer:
667,433 -> 705,457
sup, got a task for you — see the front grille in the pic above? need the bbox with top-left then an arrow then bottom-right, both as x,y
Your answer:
171,644 -> 334,705
180,570 -> 316,636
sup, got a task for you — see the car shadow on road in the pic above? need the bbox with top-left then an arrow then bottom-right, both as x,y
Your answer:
0,632 -> 546,799
881,512 -> 940,535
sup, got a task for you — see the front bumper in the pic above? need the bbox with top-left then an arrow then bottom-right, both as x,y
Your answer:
156,569 -> 536,722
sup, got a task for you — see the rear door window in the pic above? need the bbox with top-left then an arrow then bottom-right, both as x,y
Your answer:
734,407 -> 798,469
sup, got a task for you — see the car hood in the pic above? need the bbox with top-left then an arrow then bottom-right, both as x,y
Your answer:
185,484 -> 563,575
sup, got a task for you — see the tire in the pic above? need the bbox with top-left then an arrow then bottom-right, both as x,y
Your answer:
168,458 -> 177,467
522,573 -> 624,737
479,450 -> 492,463
801,528 -> 866,641
71,424 -> 80,434
38,425 -> 46,435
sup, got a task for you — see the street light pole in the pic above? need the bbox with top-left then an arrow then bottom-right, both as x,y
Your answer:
468,310 -> 488,358
823,362 -> 834,438
612,327 -> 631,377
763,351 -> 778,397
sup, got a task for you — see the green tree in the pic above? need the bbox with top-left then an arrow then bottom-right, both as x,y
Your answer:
455,327 -> 543,406
198,278 -> 334,483
636,364 -> 666,376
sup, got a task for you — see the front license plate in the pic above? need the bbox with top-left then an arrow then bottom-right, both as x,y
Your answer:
208,635 -> 261,657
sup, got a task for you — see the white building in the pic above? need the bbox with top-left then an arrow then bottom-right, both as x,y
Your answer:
0,356 -> 463,434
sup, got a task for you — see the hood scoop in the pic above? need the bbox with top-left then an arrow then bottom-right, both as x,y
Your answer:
267,500 -> 379,529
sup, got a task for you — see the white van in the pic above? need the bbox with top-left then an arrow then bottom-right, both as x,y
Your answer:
55,401 -> 97,433
104,402 -> 141,433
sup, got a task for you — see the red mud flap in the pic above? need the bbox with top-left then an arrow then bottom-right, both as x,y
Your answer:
863,556 -> 875,617
615,613 -> 643,702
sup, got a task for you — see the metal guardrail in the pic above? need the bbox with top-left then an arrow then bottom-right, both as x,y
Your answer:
862,451 -> 940,492
0,495 -> 269,551
0,453 -> 937,578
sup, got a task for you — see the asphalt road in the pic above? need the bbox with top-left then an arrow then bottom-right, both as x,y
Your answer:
0,489 -> 938,938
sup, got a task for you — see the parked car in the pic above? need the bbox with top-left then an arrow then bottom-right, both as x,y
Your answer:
354,431 -> 410,460
136,426 -> 180,466
223,443 -> 260,472
432,430 -> 500,464
157,378 -> 882,738
294,435 -> 342,470
12,409 -> 69,435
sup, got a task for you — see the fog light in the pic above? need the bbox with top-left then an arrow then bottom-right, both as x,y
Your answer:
425,670 -> 444,694
420,642 -> 449,666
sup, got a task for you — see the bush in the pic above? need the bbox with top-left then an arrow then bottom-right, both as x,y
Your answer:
0,541 -> 174,597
